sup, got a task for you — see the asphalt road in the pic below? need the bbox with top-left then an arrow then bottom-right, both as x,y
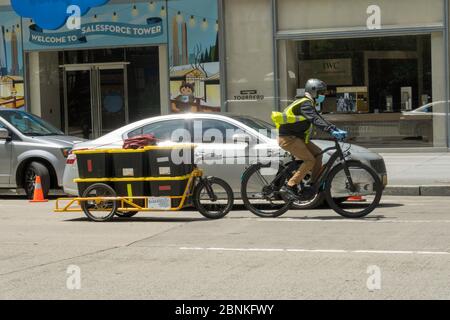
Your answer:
1,196 -> 450,300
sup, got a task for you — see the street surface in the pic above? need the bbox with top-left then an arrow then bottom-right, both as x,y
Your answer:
1,196 -> 450,300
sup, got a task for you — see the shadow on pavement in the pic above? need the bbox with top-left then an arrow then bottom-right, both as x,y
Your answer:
325,202 -> 403,211
64,216 -> 208,223
377,203 -> 404,208
273,215 -> 387,221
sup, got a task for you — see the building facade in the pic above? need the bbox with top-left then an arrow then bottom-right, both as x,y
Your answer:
1,0 -> 449,151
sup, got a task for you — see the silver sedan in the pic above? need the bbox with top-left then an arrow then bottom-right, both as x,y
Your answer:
63,113 -> 388,209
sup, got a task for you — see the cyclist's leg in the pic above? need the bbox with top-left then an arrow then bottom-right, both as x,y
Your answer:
306,141 -> 323,184
278,136 -> 316,187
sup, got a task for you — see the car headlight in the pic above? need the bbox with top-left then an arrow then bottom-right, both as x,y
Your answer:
61,147 -> 72,158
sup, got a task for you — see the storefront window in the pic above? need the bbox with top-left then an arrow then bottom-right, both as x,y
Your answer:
21,0 -> 167,138
24,46 -> 161,139
61,47 -> 161,126
274,0 -> 448,149
278,35 -> 448,148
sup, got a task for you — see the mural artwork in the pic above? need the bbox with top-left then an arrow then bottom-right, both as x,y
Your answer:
169,0 -> 220,113
0,10 -> 24,109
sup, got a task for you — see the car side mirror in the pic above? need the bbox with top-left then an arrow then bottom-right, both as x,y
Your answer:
0,128 -> 11,141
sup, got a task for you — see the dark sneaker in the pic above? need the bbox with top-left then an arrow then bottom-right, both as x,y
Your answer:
299,186 -> 316,201
279,185 -> 299,201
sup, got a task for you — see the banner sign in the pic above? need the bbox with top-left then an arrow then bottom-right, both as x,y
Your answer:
22,2 -> 167,50
29,18 -> 163,46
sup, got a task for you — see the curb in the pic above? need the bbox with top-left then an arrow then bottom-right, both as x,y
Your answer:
384,185 -> 450,196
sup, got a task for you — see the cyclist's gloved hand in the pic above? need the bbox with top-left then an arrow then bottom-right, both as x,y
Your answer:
331,129 -> 348,141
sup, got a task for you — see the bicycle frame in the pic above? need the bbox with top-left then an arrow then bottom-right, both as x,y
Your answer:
312,139 -> 356,193
259,139 -> 356,195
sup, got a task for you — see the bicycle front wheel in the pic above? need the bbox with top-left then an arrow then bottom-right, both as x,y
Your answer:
324,161 -> 383,218
193,177 -> 234,219
241,163 -> 292,218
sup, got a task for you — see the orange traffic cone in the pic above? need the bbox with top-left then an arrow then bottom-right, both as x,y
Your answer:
29,176 -> 48,203
347,196 -> 366,202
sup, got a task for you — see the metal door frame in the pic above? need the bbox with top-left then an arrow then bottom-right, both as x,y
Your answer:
61,62 -> 129,138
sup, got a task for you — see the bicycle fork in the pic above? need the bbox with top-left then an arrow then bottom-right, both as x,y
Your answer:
336,143 -> 357,193
200,177 -> 218,201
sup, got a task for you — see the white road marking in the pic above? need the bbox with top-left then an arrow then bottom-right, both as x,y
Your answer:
256,219 -> 450,224
286,249 -> 347,253
180,247 -> 450,256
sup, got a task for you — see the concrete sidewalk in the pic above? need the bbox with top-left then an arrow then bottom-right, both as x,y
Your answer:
381,153 -> 450,196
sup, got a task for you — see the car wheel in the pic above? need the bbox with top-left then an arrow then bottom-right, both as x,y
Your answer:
24,162 -> 50,199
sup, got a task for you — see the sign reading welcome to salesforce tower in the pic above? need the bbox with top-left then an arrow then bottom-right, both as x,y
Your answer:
29,18 -> 163,46
22,2 -> 167,50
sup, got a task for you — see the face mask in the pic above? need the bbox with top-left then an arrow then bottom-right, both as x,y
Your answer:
180,95 -> 190,103
316,95 -> 325,104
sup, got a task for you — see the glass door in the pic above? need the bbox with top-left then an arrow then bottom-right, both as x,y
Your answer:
64,67 -> 93,139
97,65 -> 128,136
62,63 -> 129,139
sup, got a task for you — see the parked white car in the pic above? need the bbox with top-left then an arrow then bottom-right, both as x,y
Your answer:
63,113 -> 387,208
399,101 -> 448,142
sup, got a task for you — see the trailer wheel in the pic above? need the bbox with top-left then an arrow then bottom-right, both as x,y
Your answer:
81,183 -> 118,222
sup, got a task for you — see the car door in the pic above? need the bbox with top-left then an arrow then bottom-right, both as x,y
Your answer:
0,121 -> 12,186
192,118 -> 250,192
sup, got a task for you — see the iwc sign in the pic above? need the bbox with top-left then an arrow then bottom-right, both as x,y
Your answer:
299,59 -> 352,86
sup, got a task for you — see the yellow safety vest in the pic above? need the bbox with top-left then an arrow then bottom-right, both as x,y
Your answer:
271,97 -> 314,143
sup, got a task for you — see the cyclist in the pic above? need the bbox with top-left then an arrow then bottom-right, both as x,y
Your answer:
271,78 -> 348,201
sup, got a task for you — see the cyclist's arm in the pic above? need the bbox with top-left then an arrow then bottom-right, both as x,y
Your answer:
295,102 -> 336,133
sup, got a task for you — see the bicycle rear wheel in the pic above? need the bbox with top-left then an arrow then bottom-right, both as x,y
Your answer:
324,161 -> 383,218
241,163 -> 292,218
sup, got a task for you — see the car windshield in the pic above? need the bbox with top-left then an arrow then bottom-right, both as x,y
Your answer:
424,105 -> 432,113
231,116 -> 275,138
0,110 -> 64,136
